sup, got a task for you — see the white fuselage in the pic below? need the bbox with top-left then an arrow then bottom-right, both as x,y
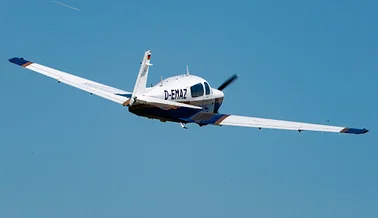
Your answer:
143,74 -> 225,113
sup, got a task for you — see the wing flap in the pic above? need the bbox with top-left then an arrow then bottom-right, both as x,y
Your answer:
9,57 -> 132,105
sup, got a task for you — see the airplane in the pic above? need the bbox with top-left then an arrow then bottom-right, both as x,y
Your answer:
8,50 -> 368,135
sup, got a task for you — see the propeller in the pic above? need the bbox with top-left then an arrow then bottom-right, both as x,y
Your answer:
217,74 -> 238,91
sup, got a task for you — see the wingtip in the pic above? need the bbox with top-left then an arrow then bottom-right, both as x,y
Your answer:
340,127 -> 369,135
8,57 -> 32,67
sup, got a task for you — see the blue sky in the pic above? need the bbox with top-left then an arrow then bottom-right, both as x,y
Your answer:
1,0 -> 377,217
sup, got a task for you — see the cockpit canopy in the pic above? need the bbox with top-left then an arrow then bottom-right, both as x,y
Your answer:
190,81 -> 211,98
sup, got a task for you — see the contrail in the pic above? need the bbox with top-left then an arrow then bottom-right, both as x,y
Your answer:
52,0 -> 80,11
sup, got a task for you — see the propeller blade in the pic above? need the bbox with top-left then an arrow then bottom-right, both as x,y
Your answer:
217,74 -> 238,91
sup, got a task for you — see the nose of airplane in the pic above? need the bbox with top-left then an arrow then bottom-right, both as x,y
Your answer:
212,88 -> 224,98
211,88 -> 224,113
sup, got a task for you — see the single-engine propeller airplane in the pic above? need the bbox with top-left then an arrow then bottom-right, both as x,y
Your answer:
9,50 -> 368,134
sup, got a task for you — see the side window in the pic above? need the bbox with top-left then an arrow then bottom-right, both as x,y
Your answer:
204,82 -> 210,95
190,83 -> 204,98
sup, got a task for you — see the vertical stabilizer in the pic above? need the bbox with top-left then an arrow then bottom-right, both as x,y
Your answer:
132,50 -> 152,99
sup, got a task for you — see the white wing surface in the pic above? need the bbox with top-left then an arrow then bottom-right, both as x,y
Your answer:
9,57 -> 132,105
218,114 -> 368,134
187,112 -> 368,134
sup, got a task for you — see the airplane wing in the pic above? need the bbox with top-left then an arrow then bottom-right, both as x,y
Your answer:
8,57 -> 132,105
186,112 -> 368,134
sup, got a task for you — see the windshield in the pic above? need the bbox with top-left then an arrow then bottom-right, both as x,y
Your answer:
190,83 -> 204,98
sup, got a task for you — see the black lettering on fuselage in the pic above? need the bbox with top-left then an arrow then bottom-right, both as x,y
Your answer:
175,89 -> 179,99
164,90 -> 169,100
164,88 -> 187,100
183,89 -> 187,99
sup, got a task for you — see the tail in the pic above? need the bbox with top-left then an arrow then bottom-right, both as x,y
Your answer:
131,50 -> 152,99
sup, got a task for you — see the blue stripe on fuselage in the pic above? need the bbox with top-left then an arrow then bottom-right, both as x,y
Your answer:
127,97 -> 224,125
128,104 -> 201,123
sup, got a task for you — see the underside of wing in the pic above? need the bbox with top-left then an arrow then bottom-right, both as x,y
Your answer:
9,57 -> 132,105
186,112 -> 368,134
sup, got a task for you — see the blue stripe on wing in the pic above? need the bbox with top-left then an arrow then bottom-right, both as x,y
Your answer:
182,112 -> 230,126
9,57 -> 32,67
115,93 -> 132,98
340,128 -> 369,134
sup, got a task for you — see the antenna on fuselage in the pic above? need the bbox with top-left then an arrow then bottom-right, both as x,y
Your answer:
186,65 -> 190,76
160,76 -> 163,86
